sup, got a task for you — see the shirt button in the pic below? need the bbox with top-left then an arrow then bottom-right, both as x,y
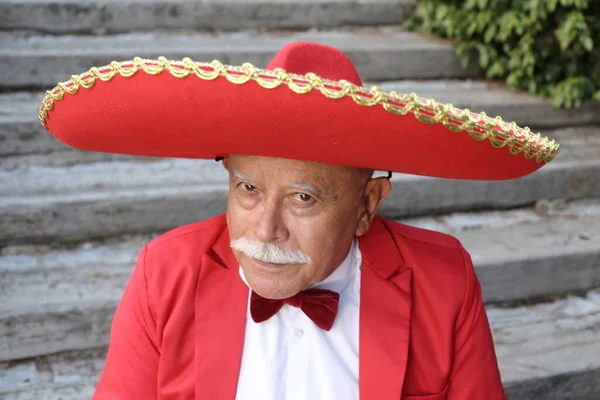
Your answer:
295,328 -> 304,337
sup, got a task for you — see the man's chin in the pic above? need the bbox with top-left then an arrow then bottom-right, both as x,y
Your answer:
243,260 -> 303,299
251,283 -> 300,300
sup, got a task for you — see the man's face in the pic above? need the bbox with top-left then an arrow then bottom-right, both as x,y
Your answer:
224,155 -> 385,299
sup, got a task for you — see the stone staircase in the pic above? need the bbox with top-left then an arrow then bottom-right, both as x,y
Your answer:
1,1 -> 599,399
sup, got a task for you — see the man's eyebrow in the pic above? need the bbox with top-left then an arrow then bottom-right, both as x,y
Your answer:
290,182 -> 336,200
290,182 -> 320,193
232,171 -> 250,181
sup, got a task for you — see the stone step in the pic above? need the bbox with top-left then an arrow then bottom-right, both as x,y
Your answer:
494,289 -> 600,400
0,92 -> 65,156
1,126 -> 599,245
1,199 -> 599,362
3,84 -> 599,157
0,348 -> 105,400
0,0 -> 414,34
2,290 -> 599,400
0,28 -> 479,89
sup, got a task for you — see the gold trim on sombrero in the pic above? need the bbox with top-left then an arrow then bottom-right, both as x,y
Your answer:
38,56 -> 560,163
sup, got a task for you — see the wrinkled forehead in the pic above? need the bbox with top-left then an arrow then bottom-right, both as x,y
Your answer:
226,154 -> 365,191
229,155 -> 359,176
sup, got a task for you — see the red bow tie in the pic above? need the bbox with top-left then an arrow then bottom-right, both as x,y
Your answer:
250,289 -> 340,331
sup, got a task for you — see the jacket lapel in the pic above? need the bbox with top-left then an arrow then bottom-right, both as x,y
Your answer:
359,217 -> 413,400
195,225 -> 249,399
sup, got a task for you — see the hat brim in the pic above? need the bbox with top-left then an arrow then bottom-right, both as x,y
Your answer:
39,57 -> 560,180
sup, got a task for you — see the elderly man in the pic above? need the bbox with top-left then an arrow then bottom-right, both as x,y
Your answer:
39,41 -> 559,399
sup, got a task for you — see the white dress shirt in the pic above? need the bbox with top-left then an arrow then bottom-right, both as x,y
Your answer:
235,238 -> 362,400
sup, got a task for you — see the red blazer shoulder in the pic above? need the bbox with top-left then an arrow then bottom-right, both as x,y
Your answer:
380,217 -> 469,305
139,214 -> 229,346
378,217 -> 504,399
94,214 -> 232,399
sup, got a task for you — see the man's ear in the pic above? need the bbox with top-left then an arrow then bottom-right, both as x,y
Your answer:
221,156 -> 230,171
355,177 -> 391,236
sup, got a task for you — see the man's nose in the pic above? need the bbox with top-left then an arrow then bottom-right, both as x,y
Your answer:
252,196 -> 288,243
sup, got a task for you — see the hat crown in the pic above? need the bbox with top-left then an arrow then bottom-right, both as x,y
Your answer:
265,41 -> 363,86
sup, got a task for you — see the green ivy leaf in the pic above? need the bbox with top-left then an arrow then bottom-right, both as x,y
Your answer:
487,60 -> 506,78
548,0 -> 559,12
484,24 -> 497,43
582,36 -> 594,51
479,45 -> 491,68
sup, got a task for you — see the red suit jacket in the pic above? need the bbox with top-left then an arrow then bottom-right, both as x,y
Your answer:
94,215 -> 507,399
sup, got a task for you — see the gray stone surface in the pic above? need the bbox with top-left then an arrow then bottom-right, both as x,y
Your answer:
0,381 -> 96,400
495,290 -> 600,400
1,126 -> 598,245
1,291 -> 599,399
1,200 -> 599,361
506,368 -> 600,400
0,300 -> 119,364
0,0 -> 414,34
0,92 -> 65,156
0,361 -> 42,393
0,348 -> 104,400
0,120 -> 63,156
0,237 -> 146,362
2,86 -> 597,157
0,29 -> 479,88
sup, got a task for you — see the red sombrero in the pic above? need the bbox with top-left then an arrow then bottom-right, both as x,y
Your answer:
38,41 -> 560,180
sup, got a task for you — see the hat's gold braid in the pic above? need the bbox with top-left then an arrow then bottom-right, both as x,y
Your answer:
38,56 -> 560,164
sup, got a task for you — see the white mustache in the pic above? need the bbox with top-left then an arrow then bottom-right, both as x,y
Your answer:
230,238 -> 312,265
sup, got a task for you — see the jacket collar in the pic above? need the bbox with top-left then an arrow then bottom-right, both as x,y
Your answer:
358,216 -> 413,399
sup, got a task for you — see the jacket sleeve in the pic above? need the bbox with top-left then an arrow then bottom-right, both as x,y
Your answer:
447,246 -> 507,399
93,245 -> 159,399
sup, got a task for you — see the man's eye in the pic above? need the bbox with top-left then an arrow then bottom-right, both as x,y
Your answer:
295,193 -> 313,202
240,183 -> 256,192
